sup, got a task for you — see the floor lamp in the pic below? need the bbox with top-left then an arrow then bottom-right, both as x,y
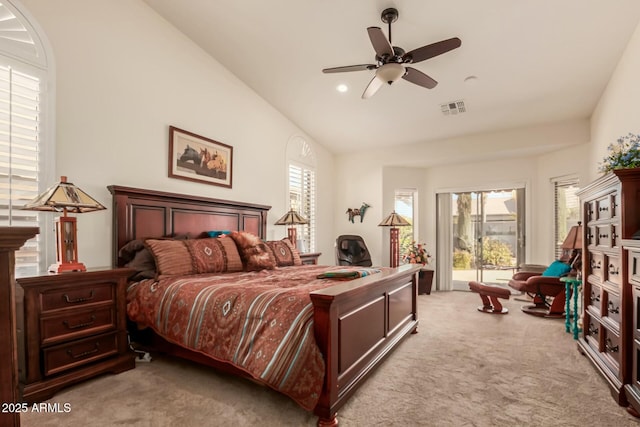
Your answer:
22,176 -> 106,273
274,209 -> 309,250
379,211 -> 410,268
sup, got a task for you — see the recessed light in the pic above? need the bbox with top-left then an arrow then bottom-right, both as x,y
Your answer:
336,84 -> 348,93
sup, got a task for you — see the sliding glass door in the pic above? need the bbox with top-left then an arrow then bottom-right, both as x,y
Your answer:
451,188 -> 524,290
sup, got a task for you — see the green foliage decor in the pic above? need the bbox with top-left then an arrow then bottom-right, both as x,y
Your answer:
453,249 -> 471,269
600,132 -> 640,173
482,237 -> 513,266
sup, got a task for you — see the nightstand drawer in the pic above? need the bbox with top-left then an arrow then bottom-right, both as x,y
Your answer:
41,305 -> 116,346
41,283 -> 114,312
43,331 -> 119,376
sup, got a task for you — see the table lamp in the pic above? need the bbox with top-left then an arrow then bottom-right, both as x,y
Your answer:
22,176 -> 106,273
274,209 -> 309,249
561,221 -> 583,270
378,211 -> 410,268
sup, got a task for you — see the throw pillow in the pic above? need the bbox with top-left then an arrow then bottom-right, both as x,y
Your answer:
184,237 -> 243,274
229,231 -> 276,271
145,239 -> 194,277
265,238 -> 302,267
542,260 -> 571,277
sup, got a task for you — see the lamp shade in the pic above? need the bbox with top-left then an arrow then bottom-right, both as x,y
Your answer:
561,223 -> 583,250
378,211 -> 411,227
274,209 -> 309,226
21,176 -> 105,273
22,176 -> 106,213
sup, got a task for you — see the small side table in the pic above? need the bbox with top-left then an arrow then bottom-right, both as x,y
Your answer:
561,276 -> 582,339
299,252 -> 321,265
418,268 -> 434,295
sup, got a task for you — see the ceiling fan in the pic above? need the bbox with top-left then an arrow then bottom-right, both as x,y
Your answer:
322,8 -> 461,99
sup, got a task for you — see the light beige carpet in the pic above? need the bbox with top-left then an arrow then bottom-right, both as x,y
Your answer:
22,291 -> 640,426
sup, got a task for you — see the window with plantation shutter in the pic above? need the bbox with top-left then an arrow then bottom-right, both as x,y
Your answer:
288,163 -> 316,252
552,176 -> 580,260
0,1 -> 52,277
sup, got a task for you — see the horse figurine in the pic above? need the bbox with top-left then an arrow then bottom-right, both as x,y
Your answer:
346,202 -> 371,223
179,145 -> 201,164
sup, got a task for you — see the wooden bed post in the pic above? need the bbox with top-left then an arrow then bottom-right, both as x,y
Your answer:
0,227 -> 39,427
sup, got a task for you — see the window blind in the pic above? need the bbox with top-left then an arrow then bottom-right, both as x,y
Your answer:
288,163 -> 316,252
0,65 -> 41,276
553,177 -> 580,260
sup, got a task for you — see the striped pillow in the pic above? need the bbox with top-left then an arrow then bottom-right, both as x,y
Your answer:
145,239 -> 194,277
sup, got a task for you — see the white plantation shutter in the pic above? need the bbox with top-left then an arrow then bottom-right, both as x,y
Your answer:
0,66 -> 41,276
0,1 -> 52,277
288,163 -> 316,252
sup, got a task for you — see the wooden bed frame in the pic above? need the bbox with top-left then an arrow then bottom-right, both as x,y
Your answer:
108,185 -> 420,426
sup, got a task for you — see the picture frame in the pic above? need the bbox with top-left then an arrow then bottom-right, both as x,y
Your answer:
168,126 -> 233,188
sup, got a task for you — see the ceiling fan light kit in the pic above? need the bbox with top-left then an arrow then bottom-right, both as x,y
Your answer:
321,7 -> 461,99
376,63 -> 405,85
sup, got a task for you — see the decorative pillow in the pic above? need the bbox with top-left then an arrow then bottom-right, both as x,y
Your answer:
265,238 -> 302,267
145,239 -> 194,277
206,230 -> 232,238
229,231 -> 276,271
542,260 -> 571,277
118,239 -> 156,280
184,237 -> 243,274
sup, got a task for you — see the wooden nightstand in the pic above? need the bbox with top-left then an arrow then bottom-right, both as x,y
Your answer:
300,252 -> 322,265
17,267 -> 135,403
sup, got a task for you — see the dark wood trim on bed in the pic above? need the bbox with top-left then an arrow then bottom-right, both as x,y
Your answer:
108,185 -> 419,426
108,185 -> 269,267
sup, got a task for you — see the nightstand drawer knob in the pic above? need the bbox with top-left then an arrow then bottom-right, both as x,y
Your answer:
63,289 -> 95,304
62,314 -> 96,330
66,342 -> 100,359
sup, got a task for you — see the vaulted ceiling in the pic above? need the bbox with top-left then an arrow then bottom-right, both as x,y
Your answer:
144,0 -> 640,158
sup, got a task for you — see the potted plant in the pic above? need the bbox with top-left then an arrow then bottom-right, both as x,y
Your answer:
403,241 -> 434,294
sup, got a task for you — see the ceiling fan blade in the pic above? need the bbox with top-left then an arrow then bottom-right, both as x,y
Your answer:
402,67 -> 438,89
322,64 -> 376,73
362,75 -> 384,99
404,37 -> 462,64
367,27 -> 393,58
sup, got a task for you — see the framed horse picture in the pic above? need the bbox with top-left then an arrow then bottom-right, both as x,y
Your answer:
168,126 -> 233,188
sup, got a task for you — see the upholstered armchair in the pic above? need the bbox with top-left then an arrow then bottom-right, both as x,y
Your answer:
335,235 -> 373,267
508,262 -> 572,318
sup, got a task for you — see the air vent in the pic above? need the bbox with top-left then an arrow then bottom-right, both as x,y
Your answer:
440,100 -> 466,115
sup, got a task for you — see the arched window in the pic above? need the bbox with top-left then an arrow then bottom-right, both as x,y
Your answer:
286,136 -> 316,253
0,0 -> 54,276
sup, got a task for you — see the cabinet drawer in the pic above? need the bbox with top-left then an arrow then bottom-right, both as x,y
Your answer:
595,195 -> 613,220
41,305 -> 116,346
594,224 -> 615,248
43,331 -> 118,376
585,316 -> 600,351
589,252 -> 605,282
41,283 -> 114,312
588,284 -> 602,315
602,288 -> 622,328
601,327 -> 621,377
605,255 -> 622,286
631,250 -> 640,287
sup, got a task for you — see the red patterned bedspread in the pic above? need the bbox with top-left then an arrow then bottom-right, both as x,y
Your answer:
126,265 -> 383,410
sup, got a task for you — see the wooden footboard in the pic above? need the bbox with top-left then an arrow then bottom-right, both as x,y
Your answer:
310,264 -> 420,426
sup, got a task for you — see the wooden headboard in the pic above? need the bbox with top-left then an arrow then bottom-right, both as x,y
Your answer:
108,185 -> 270,267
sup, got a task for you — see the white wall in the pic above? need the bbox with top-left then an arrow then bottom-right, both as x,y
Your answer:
590,21 -> 640,180
21,0 -> 336,267
335,120 -> 590,269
